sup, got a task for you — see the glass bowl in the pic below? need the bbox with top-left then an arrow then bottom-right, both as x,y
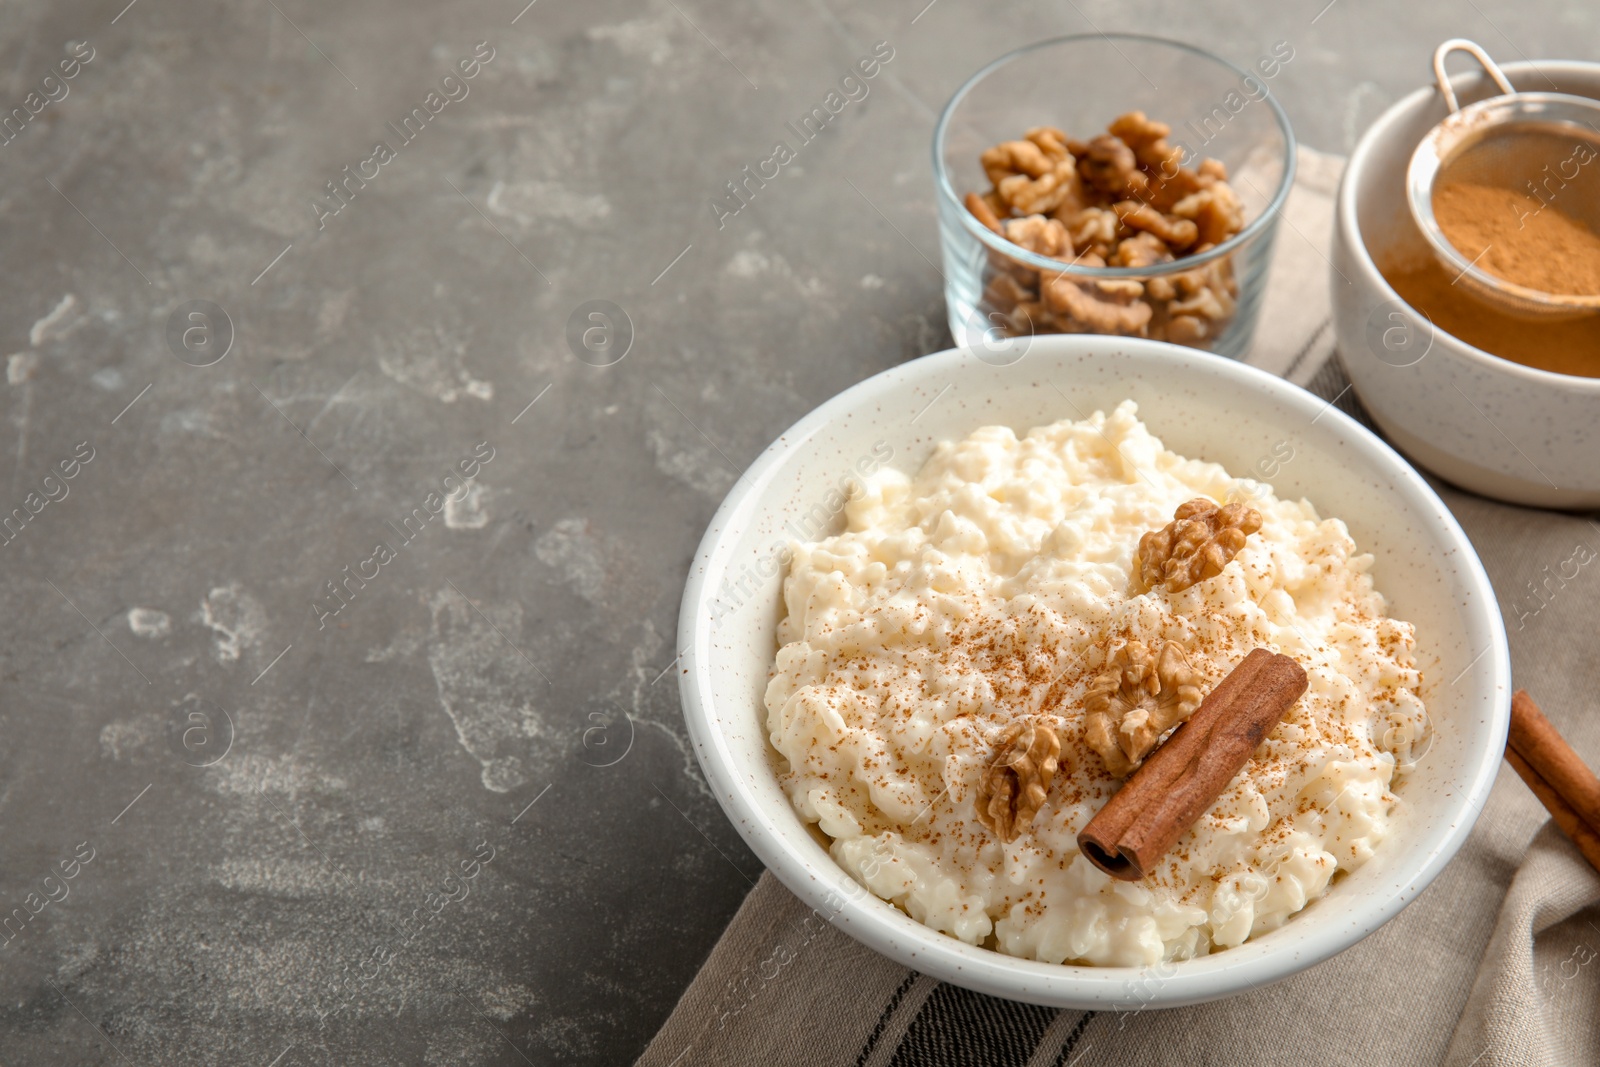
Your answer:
933,34 -> 1297,359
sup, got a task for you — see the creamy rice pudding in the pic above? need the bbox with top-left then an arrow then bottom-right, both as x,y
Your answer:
764,401 -> 1427,966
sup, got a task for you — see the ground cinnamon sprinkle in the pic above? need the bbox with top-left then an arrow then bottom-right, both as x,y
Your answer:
1432,180 -> 1600,296
1380,252 -> 1600,378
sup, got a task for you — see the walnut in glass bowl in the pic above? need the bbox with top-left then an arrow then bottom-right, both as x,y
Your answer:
962,113 -> 1246,350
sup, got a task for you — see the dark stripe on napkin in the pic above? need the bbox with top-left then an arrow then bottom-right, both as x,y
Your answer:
855,971 -> 920,1067
884,983 -> 1055,1067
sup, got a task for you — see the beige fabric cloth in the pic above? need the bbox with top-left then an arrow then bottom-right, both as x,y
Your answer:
639,147 -> 1600,1067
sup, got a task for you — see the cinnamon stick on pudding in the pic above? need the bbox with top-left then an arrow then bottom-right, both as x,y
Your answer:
1505,689 -> 1600,875
1078,648 -> 1308,881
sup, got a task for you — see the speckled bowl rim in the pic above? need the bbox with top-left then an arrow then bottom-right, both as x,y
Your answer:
1339,58 -> 1600,393
677,336 -> 1509,1009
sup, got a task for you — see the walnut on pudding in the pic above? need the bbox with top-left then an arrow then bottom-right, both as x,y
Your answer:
1138,498 -> 1263,593
976,718 -> 1061,842
1083,640 -> 1204,777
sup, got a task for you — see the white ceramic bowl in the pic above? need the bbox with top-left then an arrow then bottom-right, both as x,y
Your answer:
677,335 -> 1509,1009
1332,60 -> 1600,509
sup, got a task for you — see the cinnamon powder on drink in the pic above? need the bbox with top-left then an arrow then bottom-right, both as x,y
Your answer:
1380,252 -> 1600,379
1432,180 -> 1600,296
1375,126 -> 1600,378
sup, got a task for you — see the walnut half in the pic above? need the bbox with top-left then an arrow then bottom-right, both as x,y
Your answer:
1138,498 -> 1263,593
976,719 -> 1061,842
1083,640 -> 1204,776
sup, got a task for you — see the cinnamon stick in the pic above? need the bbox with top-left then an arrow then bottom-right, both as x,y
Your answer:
1509,690 -> 1600,831
1506,689 -> 1600,876
1078,648 -> 1307,881
1505,748 -> 1600,875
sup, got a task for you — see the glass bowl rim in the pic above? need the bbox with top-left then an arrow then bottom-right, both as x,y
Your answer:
931,32 -> 1299,278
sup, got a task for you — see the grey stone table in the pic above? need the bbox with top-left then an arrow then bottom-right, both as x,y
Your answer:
0,1 -> 1587,1064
